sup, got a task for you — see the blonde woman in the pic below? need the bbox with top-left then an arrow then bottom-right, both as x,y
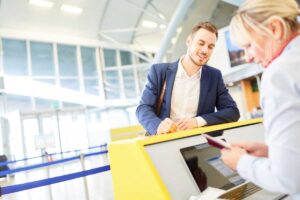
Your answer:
221,0 -> 300,198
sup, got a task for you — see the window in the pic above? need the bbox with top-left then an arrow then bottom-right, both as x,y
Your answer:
84,78 -> 99,96
35,98 -> 59,109
6,94 -> 32,112
2,38 -> 28,75
81,47 -> 97,76
137,67 -> 149,91
120,50 -> 132,66
31,41 -> 54,76
103,48 -> 117,67
138,52 -> 149,63
103,71 -> 120,99
123,69 -> 136,98
60,78 -> 80,91
33,78 -> 55,85
57,44 -> 78,76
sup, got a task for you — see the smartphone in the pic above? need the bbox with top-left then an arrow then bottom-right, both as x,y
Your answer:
203,134 -> 231,149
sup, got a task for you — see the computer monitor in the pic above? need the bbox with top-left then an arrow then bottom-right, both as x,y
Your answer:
180,143 -> 245,192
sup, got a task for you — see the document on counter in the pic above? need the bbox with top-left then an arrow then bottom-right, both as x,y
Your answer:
189,187 -> 226,200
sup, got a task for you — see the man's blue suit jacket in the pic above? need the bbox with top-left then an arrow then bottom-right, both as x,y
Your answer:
136,60 -> 240,135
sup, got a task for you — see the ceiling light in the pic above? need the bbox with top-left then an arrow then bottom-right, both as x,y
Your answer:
29,0 -> 53,8
142,21 -> 157,28
177,27 -> 182,33
159,24 -> 167,29
61,4 -> 83,14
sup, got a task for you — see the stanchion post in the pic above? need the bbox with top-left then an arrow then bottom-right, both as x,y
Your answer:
46,165 -> 54,200
80,154 -> 90,200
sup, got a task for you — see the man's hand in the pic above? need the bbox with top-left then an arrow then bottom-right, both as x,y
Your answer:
157,118 -> 177,134
234,142 -> 268,157
221,147 -> 247,170
176,118 -> 198,131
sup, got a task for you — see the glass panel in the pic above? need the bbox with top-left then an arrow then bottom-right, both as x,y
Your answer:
58,113 -> 88,152
137,67 -> 149,91
23,118 -> 40,157
103,48 -> 117,67
62,102 -> 82,108
103,71 -> 120,99
57,44 -> 78,76
31,41 -> 54,76
34,78 -> 55,85
123,69 -> 136,98
35,98 -> 60,109
60,78 -> 80,91
86,111 -> 110,145
81,46 -> 97,76
2,38 -> 28,75
107,109 -> 129,128
6,94 -> 32,112
138,52 -> 149,63
41,116 -> 60,154
120,50 -> 132,66
84,78 -> 99,96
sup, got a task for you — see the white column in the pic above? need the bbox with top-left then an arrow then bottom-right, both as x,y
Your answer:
153,0 -> 194,64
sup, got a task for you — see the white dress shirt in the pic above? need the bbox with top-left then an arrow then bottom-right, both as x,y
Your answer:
170,56 -> 207,127
237,35 -> 300,199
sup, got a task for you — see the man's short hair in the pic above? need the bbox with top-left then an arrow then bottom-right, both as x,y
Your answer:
191,21 -> 218,39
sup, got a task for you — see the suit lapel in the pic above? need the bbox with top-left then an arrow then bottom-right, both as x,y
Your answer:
198,66 -> 210,114
164,62 -> 178,117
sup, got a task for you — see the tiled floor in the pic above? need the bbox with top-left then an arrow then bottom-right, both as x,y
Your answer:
0,154 -> 114,200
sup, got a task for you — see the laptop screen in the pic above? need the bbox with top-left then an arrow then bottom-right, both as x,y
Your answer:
180,142 -> 245,192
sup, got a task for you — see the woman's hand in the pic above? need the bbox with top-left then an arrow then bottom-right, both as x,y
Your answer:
234,142 -> 268,157
221,147 -> 247,170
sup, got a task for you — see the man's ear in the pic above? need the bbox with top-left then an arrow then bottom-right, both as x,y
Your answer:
268,19 -> 283,40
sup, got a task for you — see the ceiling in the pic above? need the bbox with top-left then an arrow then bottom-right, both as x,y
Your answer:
0,0 -> 179,51
1,0 -> 297,54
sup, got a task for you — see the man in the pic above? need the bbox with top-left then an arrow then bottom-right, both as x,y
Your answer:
136,21 -> 240,135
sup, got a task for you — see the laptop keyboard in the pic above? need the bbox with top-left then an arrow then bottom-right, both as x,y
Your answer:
218,182 -> 262,200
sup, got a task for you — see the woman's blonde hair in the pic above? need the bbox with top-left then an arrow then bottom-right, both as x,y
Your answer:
230,0 -> 300,47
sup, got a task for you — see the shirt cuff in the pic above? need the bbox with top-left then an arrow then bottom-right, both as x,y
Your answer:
237,154 -> 257,179
195,116 -> 207,127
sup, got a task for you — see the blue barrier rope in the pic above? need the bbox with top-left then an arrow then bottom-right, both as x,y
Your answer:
0,165 -> 110,196
0,150 -> 108,177
0,143 -> 107,167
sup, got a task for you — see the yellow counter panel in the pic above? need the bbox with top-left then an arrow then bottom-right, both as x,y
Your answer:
108,118 -> 263,200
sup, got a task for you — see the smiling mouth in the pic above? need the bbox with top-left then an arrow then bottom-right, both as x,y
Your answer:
198,54 -> 207,59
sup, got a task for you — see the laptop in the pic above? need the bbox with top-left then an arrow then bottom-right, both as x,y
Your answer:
180,141 -> 288,200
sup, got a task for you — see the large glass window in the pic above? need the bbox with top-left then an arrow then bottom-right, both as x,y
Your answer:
57,44 -> 78,76
137,67 -> 149,91
23,118 -> 40,157
60,78 -> 80,91
81,47 -> 97,76
2,38 -> 28,75
138,52 -> 149,63
120,50 -> 132,66
35,98 -> 59,110
33,78 -> 55,85
103,71 -> 120,99
31,41 -> 54,76
59,113 -> 88,151
122,69 -> 136,98
84,78 -> 99,96
103,48 -> 117,67
6,94 -> 32,112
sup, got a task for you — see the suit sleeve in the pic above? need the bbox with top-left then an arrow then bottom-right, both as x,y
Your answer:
136,65 -> 163,135
201,70 -> 240,125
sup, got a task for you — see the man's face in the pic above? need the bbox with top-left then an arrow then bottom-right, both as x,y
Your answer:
186,28 -> 217,66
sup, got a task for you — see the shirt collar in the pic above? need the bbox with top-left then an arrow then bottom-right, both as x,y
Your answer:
177,55 -> 202,78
